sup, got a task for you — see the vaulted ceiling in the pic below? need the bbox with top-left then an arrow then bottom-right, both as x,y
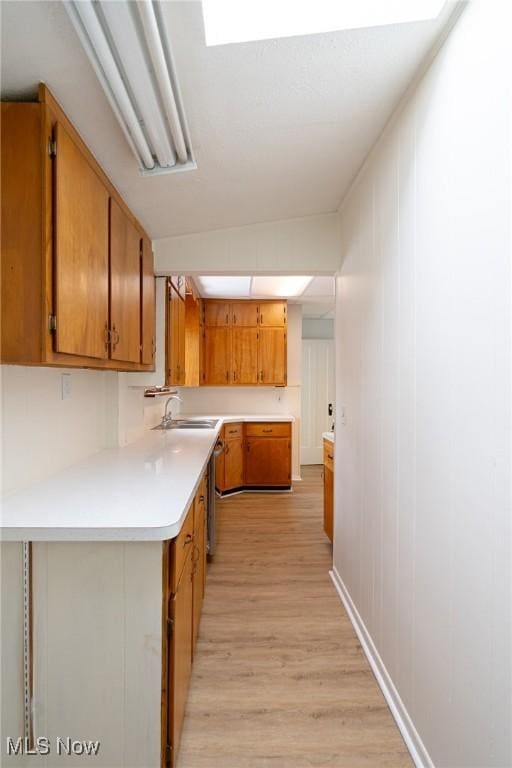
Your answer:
1,1 -> 456,239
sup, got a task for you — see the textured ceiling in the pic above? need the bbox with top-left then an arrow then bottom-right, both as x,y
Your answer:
1,1 -> 455,239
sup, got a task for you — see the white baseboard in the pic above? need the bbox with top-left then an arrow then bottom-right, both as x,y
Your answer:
329,567 -> 433,768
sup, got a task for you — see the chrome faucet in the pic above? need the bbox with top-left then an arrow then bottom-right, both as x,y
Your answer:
163,393 -> 183,425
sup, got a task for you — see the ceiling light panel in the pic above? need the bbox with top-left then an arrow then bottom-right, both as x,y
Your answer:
66,0 -> 195,175
202,0 -> 446,46
251,276 -> 314,297
196,276 -> 252,297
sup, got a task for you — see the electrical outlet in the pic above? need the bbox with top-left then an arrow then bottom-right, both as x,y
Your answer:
61,373 -> 72,400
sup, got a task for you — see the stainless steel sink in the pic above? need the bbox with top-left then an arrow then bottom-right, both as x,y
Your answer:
153,419 -> 219,431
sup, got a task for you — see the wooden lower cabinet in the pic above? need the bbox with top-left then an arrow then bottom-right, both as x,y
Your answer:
323,438 -> 334,542
245,436 -> 291,486
216,422 -> 292,493
168,547 -> 193,764
164,474 -> 208,767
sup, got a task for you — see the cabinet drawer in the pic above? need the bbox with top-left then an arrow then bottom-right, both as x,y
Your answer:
245,422 -> 291,438
224,422 -> 243,439
323,440 -> 334,472
170,504 -> 195,593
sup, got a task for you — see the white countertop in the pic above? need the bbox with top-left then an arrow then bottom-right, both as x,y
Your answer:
0,415 -> 294,543
322,431 -> 334,443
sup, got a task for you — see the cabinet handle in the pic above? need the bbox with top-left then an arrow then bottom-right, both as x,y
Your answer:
152,337 -> 156,358
260,313 -> 263,324
199,495 -> 205,503
233,371 -> 237,382
184,533 -> 193,546
225,370 -> 229,382
112,324 -> 120,350
260,370 -> 264,382
327,454 -> 333,460
226,313 -> 229,324
233,314 -> 236,324
246,442 -> 251,452
104,322 -> 111,350
262,428 -> 272,433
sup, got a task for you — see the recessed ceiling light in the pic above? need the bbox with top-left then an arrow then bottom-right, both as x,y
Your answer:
251,276 -> 314,298
196,276 -> 252,297
202,0 -> 446,46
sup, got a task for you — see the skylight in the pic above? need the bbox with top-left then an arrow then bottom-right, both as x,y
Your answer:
195,276 -> 314,298
202,0 -> 446,46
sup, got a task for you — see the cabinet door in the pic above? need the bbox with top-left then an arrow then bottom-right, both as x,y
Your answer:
166,283 -> 181,385
232,327 -> 258,385
178,294 -> 186,385
245,437 -> 291,486
54,121 -> 109,358
259,301 -> 286,327
204,301 -> 230,326
141,237 -> 155,365
203,327 -> 231,385
109,198 -> 141,363
215,446 -> 226,492
169,552 -> 193,761
259,327 -> 286,385
231,302 -> 258,327
324,466 -> 334,542
192,495 -> 206,657
224,438 -> 244,490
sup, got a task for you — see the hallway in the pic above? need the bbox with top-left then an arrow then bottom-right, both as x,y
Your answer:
177,467 -> 412,768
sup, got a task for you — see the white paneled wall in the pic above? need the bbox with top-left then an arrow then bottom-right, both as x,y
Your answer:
154,212 -> 340,275
333,3 -> 511,766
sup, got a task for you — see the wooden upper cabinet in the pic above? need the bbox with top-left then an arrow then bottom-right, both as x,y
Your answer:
54,121 -> 109,359
141,237 -> 155,366
184,294 -> 201,386
231,302 -> 258,327
232,328 -> 258,385
259,301 -> 287,327
109,198 -> 141,363
178,294 -> 186,386
204,301 -> 230,327
203,327 -> 231,385
166,282 -> 180,385
259,327 -> 286,385
0,85 -> 154,371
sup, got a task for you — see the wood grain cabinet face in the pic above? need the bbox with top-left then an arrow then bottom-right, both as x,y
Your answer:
168,550 -> 193,765
166,282 -> 186,386
54,121 -> 109,359
204,301 -> 230,327
109,198 -> 141,363
203,327 -> 231,385
224,437 -> 245,490
231,302 -> 258,327
201,299 -> 287,387
323,439 -> 334,542
259,327 -> 286,385
232,327 -> 258,385
259,301 -> 287,327
245,436 -> 291,486
141,237 -> 156,366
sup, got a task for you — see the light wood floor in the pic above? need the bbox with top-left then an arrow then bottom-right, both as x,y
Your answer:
177,466 -> 412,768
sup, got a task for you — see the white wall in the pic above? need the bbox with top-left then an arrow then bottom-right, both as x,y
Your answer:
0,366 -> 115,496
302,317 -> 334,339
333,3 -> 511,767
179,303 -> 303,478
154,213 -> 340,275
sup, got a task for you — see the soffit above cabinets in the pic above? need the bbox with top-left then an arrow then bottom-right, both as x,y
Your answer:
1,1 -> 459,237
